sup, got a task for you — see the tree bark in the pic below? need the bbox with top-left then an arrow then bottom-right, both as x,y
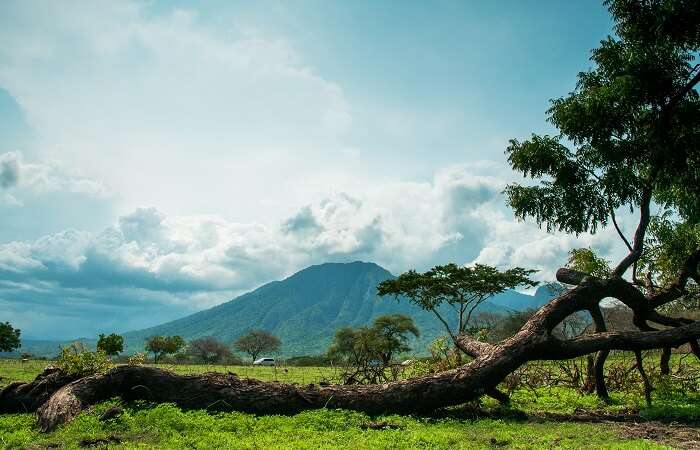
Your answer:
0,367 -> 80,414
660,347 -> 671,376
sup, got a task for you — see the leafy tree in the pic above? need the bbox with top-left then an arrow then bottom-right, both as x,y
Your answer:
504,0 -> 700,399
97,333 -> 124,358
327,315 -> 420,384
0,321 -> 21,353
187,336 -> 232,364
567,248 -> 611,279
145,335 -> 185,363
327,326 -> 377,367
233,330 -> 281,362
377,263 -> 536,348
371,314 -> 420,365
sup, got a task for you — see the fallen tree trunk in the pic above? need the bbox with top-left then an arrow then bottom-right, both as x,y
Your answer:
2,266 -> 698,432
0,367 -> 79,414
36,324 -> 700,430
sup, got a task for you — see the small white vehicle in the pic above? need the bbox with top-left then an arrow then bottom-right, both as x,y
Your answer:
253,357 -> 275,366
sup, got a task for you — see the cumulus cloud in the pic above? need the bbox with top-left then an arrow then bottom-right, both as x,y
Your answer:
0,165 -> 632,339
0,151 -> 107,198
0,1 -> 353,217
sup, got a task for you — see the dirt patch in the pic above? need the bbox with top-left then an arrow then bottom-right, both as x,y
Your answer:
617,422 -> 700,450
360,421 -> 404,430
79,434 -> 122,448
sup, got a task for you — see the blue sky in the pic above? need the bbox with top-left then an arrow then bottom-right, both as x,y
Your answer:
0,1 -> 625,340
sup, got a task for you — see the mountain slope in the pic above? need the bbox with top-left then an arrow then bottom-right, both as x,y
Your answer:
121,261 -> 552,356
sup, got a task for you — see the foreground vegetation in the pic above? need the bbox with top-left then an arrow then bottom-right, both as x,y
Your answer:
2,357 -> 700,448
0,402 -> 676,450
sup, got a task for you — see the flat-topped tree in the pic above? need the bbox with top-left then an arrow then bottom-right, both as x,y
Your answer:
378,263 -> 536,354
504,0 -> 700,399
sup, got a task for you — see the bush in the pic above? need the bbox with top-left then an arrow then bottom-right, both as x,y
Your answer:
127,352 -> 147,366
57,343 -> 113,376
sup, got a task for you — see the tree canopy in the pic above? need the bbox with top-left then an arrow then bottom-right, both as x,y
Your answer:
377,263 -> 536,342
505,0 -> 699,283
145,335 -> 185,363
505,0 -> 700,400
0,322 -> 21,353
328,314 -> 419,384
328,314 -> 419,367
96,333 -> 124,357
187,336 -> 232,364
233,330 -> 281,362
566,248 -> 612,279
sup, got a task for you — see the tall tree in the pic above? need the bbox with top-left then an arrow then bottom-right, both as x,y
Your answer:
504,0 -> 700,399
233,330 -> 281,362
0,322 -> 21,353
377,263 -> 536,350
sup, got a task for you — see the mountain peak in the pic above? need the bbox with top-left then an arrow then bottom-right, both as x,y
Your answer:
292,261 -> 391,278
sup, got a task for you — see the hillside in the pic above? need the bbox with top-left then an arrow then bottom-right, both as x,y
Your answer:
120,261 -> 553,356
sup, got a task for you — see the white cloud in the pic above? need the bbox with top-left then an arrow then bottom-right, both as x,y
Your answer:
0,151 -> 107,198
0,164 -> 632,339
0,1 -> 353,220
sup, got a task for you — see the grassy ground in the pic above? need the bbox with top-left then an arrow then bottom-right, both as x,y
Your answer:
1,403 -> 674,450
0,360 -> 342,387
1,359 -> 699,449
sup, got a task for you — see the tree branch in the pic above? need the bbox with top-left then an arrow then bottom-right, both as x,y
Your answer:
612,188 -> 652,277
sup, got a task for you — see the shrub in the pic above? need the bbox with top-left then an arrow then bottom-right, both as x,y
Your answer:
127,352 -> 147,366
57,343 -> 113,376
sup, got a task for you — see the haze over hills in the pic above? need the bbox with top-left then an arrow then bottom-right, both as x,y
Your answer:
17,262 -> 557,358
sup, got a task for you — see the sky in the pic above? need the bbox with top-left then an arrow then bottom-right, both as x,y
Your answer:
0,0 -> 630,340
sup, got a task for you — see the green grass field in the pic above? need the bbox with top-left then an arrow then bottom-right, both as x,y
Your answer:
0,359 -> 342,387
1,358 -> 699,449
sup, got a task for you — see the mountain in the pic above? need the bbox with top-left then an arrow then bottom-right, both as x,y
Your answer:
15,262 -> 557,358
119,261 -> 553,356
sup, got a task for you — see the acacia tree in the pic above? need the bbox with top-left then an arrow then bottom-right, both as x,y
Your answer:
5,0 -> 700,430
233,330 -> 281,362
504,0 -> 700,401
377,263 -> 536,351
0,322 -> 20,353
